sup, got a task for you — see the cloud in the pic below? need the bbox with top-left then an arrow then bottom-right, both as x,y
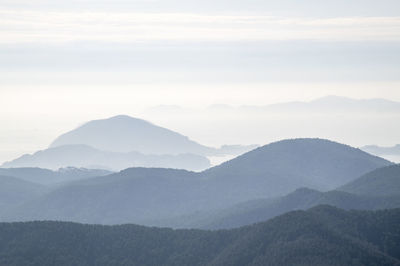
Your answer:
1,9 -> 400,43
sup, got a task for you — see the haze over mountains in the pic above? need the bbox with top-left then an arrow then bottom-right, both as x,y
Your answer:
0,175 -> 46,216
1,114 -> 398,230
2,115 -> 256,171
361,144 -> 400,163
2,138 -> 393,226
144,96 -> 400,116
2,96 -> 400,166
202,138 -> 390,194
141,96 -> 400,157
0,117 -> 399,265
50,115 -> 213,155
199,165 -> 400,229
2,0 -> 400,263
203,96 -> 400,114
2,144 -> 211,171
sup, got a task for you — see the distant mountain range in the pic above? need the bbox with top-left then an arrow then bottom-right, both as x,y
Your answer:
260,96 -> 400,113
0,167 -> 112,185
3,97 -> 399,170
1,144 -> 211,171
2,138 -> 392,226
2,115 -> 257,170
362,144 -> 400,158
1,206 -> 399,266
0,98 -> 399,265
146,96 -> 400,114
142,96 -> 400,154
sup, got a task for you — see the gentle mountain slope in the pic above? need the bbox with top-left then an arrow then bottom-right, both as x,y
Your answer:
49,115 -> 215,155
0,175 -> 46,215
2,144 -> 210,171
202,138 -> 392,198
339,164 -> 400,196
0,167 -> 112,185
3,168 -> 203,224
0,206 -> 399,266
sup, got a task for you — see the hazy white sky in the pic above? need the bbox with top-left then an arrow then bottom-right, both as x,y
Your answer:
1,0 -> 400,163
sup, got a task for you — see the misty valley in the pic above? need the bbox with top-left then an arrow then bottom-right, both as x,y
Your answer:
2,0 -> 400,263
0,115 -> 399,265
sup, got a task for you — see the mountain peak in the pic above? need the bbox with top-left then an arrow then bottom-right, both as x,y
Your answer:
106,115 -> 151,123
49,115 -> 213,155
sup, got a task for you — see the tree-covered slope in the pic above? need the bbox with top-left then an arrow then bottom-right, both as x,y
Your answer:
339,164 -> 400,196
0,206 -> 399,266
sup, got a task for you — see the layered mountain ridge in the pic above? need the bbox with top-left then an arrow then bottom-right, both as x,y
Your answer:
2,138 -> 392,226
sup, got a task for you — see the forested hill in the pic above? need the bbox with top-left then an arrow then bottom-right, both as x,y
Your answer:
339,164 -> 400,196
0,206 -> 399,266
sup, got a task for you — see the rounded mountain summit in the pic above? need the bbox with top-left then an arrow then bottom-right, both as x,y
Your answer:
50,115 -> 214,155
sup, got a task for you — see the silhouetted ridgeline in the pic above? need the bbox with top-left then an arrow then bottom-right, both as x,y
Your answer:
0,206 -> 399,266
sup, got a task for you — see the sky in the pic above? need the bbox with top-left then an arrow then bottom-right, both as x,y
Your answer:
1,0 -> 400,164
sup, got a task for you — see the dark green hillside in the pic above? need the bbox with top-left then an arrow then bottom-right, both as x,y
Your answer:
340,164 -> 400,196
0,206 -> 399,266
